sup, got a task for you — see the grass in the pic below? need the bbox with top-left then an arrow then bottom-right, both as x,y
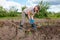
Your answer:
0,16 -> 60,21
0,17 -> 22,20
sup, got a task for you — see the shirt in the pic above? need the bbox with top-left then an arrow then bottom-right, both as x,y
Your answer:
23,7 -> 35,15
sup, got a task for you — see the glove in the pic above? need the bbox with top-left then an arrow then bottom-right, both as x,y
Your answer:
29,19 -> 34,24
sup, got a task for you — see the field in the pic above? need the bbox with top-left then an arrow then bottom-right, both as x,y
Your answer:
0,0 -> 60,40
0,18 -> 60,40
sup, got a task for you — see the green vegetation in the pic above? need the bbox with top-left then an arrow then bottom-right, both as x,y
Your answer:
34,1 -> 49,18
34,1 -> 60,19
0,1 -> 60,19
0,6 -> 21,17
48,12 -> 60,19
22,6 -> 26,11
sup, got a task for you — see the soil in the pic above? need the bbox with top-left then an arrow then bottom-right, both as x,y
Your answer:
0,19 -> 60,40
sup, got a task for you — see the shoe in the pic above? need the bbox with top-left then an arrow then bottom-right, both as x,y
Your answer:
31,24 -> 37,30
19,21 -> 23,29
19,25 -> 23,29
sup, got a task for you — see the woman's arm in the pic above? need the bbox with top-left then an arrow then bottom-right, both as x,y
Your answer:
27,11 -> 31,19
27,11 -> 35,20
31,14 -> 34,19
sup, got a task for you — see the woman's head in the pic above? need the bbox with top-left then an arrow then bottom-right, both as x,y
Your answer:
34,5 -> 40,13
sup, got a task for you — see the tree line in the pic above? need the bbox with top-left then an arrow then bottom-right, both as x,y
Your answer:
0,1 -> 60,19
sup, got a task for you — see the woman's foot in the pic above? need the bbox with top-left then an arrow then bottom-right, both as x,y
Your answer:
19,25 -> 23,29
31,23 -> 37,30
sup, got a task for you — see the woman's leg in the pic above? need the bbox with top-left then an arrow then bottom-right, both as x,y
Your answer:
20,12 -> 26,28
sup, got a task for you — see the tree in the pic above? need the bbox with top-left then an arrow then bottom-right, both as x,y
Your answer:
22,6 -> 26,11
9,6 -> 18,12
35,1 -> 49,18
0,6 -> 6,13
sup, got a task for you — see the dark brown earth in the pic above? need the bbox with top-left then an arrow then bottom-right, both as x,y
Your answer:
0,19 -> 60,40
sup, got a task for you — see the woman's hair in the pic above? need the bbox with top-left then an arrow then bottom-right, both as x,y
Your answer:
33,5 -> 40,12
36,5 -> 40,10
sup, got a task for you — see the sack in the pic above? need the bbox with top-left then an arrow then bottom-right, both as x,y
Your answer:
29,19 -> 34,24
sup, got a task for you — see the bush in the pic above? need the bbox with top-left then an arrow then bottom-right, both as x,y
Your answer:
47,12 -> 60,18
0,12 -> 18,17
34,1 -> 49,19
0,6 -> 20,17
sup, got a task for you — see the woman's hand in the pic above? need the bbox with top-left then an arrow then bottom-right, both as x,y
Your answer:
27,11 -> 35,20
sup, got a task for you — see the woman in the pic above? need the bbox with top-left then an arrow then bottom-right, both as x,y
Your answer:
20,5 -> 40,30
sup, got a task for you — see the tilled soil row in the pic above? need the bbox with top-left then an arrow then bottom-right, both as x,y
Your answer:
0,19 -> 60,40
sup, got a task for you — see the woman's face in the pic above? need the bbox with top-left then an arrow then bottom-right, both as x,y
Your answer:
35,7 -> 39,13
